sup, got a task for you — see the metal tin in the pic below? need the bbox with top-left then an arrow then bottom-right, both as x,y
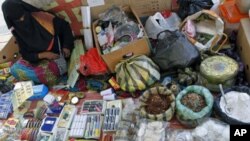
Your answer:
200,56 -> 239,91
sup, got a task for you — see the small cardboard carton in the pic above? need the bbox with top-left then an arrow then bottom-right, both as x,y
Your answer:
82,0 -> 172,19
237,18 -> 250,83
0,36 -> 20,64
92,6 -> 151,72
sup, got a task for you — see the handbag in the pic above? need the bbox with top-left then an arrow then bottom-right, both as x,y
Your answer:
54,37 -> 67,75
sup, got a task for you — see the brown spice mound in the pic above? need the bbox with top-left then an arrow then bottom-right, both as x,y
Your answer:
181,93 -> 207,112
146,94 -> 170,115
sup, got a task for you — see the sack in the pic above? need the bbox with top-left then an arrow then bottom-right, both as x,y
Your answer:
79,48 -> 108,76
115,55 -> 160,92
181,10 -> 226,52
152,30 -> 200,71
176,85 -> 214,127
177,0 -> 214,20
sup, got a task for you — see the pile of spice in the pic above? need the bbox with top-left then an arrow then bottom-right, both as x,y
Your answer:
146,94 -> 170,115
181,93 -> 207,112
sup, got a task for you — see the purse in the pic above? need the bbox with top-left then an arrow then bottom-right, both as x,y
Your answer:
54,37 -> 67,75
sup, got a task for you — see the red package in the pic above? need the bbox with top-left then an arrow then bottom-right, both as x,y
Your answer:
79,48 -> 108,76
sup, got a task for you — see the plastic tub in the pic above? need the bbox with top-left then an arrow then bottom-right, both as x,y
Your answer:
199,56 -> 239,92
214,86 -> 250,125
219,0 -> 248,23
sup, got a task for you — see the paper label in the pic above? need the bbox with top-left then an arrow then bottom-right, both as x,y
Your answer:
87,0 -> 105,7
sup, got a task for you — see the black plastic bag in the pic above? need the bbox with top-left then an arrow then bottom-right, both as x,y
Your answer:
152,30 -> 200,71
177,0 -> 214,20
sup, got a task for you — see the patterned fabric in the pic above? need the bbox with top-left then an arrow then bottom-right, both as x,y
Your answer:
42,0 -> 83,36
115,55 -> 160,92
10,59 -> 60,86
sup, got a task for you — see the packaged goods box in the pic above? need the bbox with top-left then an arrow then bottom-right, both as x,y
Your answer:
82,0 -> 172,19
0,36 -> 20,64
92,6 -> 151,72
237,18 -> 250,83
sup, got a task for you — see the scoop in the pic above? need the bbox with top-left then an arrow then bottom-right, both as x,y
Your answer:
219,84 -> 232,114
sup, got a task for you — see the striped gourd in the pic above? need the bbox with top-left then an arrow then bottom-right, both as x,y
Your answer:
115,55 -> 160,92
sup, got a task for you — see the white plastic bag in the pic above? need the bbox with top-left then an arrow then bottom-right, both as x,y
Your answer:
145,12 -> 180,39
137,120 -> 168,141
192,118 -> 230,141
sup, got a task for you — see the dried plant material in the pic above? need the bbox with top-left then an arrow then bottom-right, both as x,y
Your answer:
146,94 -> 170,115
181,93 -> 207,112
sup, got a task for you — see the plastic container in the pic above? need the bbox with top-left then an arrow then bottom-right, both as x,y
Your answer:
214,86 -> 250,125
199,56 -> 239,92
219,0 -> 248,23
219,0 -> 248,34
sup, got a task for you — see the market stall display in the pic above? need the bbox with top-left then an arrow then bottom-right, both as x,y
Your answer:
1,0 -> 250,140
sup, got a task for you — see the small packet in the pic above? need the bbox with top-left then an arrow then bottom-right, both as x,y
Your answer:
0,110 -> 9,119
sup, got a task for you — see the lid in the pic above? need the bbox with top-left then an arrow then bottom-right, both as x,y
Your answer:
200,56 -> 239,83
219,0 -> 248,23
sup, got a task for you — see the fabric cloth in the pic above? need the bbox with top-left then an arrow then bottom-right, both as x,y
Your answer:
10,58 -> 60,86
2,0 -> 74,63
42,0 -> 83,36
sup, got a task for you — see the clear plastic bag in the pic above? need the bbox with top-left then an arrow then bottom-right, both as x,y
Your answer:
166,129 -> 193,141
114,21 -> 140,41
121,98 -> 140,122
136,119 -> 169,141
115,121 -> 138,141
192,118 -> 230,141
99,6 -> 128,24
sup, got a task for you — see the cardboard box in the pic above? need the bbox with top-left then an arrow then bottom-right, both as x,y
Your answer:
92,6 -> 151,72
0,36 -> 20,64
237,18 -> 250,83
82,0 -> 171,19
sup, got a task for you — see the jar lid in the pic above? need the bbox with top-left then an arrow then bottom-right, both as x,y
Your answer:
200,56 -> 239,83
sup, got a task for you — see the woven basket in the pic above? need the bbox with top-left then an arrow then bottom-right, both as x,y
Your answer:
139,86 -> 175,121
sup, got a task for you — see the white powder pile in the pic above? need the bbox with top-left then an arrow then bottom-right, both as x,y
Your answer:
220,91 -> 250,123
